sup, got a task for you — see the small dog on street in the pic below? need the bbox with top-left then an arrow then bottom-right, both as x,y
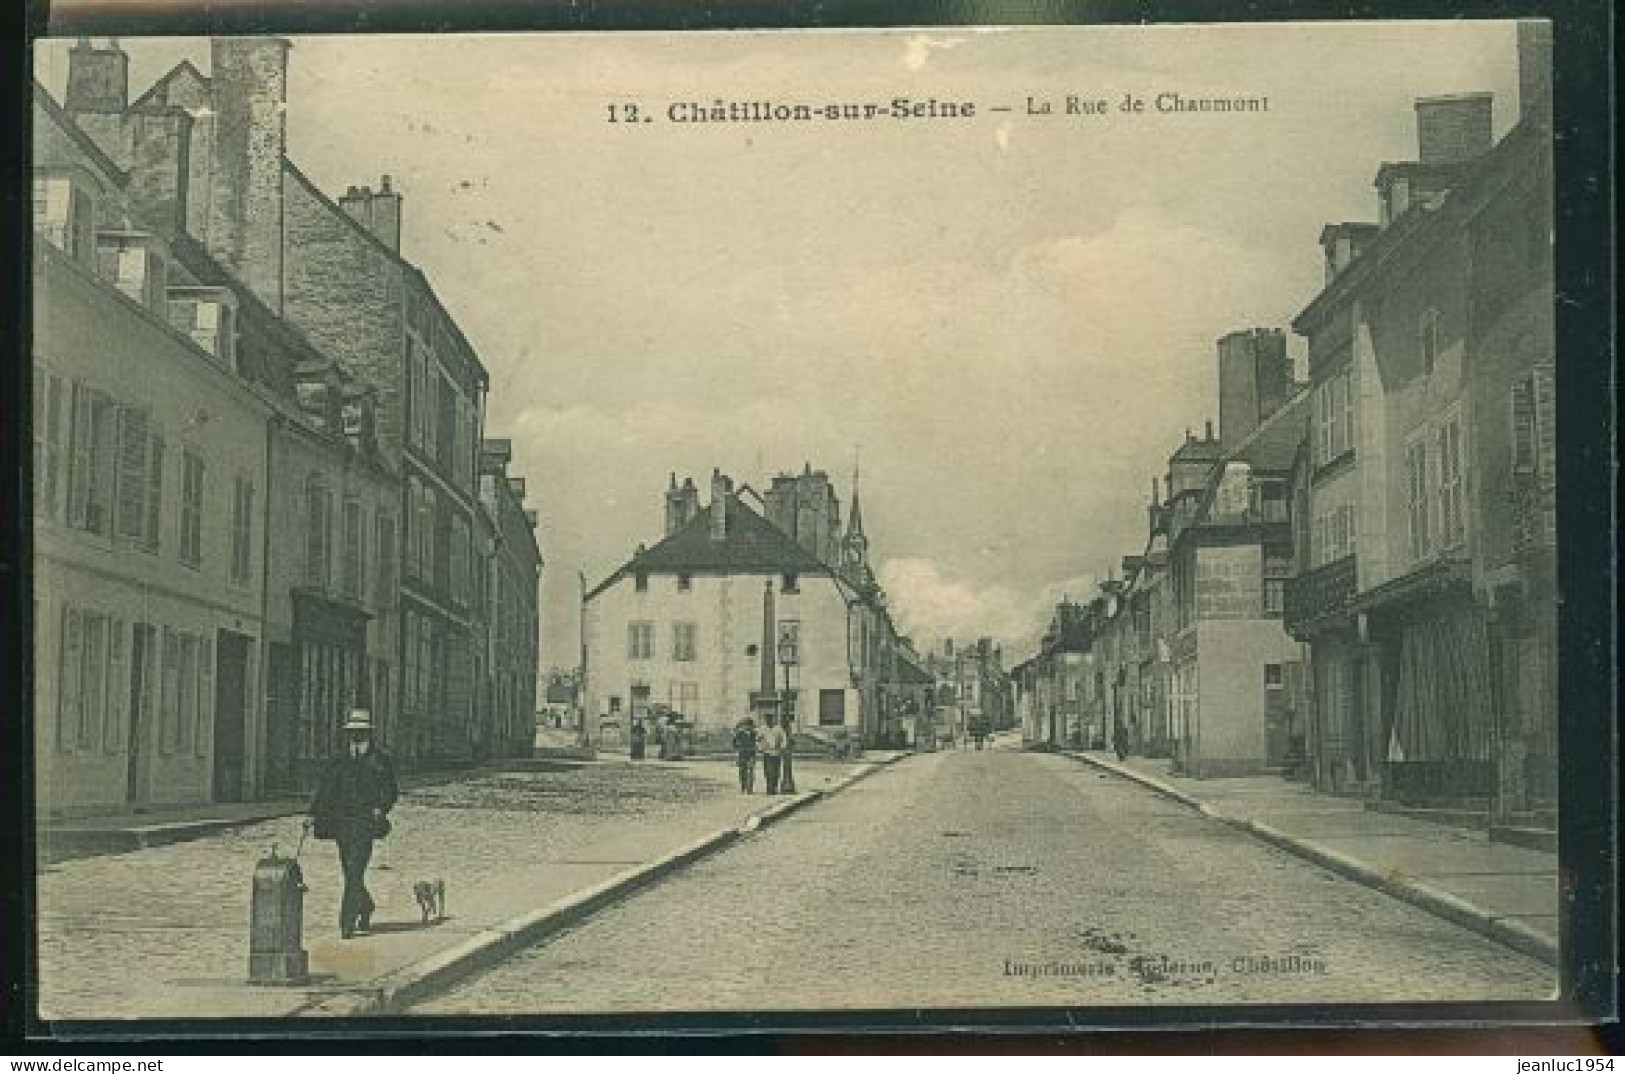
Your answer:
413,879 -> 446,924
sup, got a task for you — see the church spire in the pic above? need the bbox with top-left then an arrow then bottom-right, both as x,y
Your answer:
843,454 -> 869,581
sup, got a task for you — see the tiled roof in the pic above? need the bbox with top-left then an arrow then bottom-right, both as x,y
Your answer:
588,496 -> 829,599
1233,390 -> 1311,472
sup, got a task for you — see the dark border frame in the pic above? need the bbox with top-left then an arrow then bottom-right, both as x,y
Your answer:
6,0 -> 1616,1052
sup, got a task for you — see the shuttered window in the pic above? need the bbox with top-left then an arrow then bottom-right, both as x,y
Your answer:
375,514 -> 397,609
104,618 -> 127,754
230,476 -> 255,584
145,434 -> 165,551
179,450 -> 205,568
115,406 -> 151,541
34,370 -> 65,520
58,606 -> 83,750
306,477 -> 332,589
342,499 -> 364,599
67,384 -> 117,536
1404,439 -> 1432,563
1437,413 -> 1466,549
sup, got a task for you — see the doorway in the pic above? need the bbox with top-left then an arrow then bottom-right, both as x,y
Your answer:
213,631 -> 252,803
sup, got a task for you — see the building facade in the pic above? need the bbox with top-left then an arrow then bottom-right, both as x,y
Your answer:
1286,38 -> 1555,825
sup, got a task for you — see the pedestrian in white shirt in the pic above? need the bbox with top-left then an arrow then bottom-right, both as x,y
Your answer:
758,714 -> 788,794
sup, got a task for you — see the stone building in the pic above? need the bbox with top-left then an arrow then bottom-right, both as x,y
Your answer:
33,85 -> 274,811
1286,31 -> 1555,830
1162,334 -> 1308,778
585,468 -> 903,748
478,439 -> 544,760
45,37 -> 540,782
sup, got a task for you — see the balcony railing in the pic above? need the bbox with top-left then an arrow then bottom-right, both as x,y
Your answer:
1283,554 -> 1357,632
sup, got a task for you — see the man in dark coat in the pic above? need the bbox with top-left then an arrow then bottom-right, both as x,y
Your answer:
309,708 -> 399,939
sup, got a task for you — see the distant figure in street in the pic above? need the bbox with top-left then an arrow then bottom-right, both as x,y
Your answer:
629,719 -> 647,761
758,714 -> 788,794
309,709 -> 399,940
779,716 -> 797,794
656,718 -> 669,760
732,717 -> 758,793
1112,720 -> 1130,761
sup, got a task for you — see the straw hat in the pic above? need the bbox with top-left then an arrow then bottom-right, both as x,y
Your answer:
341,708 -> 375,733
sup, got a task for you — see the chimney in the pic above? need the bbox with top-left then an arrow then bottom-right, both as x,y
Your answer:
209,37 -> 292,313
65,37 -> 129,114
1415,93 -> 1494,165
1204,419 -> 1215,443
1218,328 -> 1291,450
1517,20 -> 1553,122
710,468 -> 732,541
665,472 -> 686,535
371,174 -> 402,252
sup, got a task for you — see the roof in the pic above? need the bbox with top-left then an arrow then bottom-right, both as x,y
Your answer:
1170,435 -> 1224,463
33,82 -> 129,186
1231,390 -> 1311,472
587,495 -> 830,600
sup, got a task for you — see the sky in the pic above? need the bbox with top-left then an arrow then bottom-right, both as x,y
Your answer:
38,23 -> 1522,665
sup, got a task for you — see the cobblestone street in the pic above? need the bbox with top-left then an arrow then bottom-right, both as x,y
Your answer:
420,750 -> 1556,1014
36,759 -> 866,1019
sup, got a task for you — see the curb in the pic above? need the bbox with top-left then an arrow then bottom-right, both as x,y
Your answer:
1065,751 -> 1559,967
300,757 -> 901,1016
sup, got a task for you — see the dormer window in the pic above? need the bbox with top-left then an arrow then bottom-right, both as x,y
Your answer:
677,573 -> 692,592
168,287 -> 237,369
33,175 -> 95,262
782,572 -> 800,594
95,231 -> 168,313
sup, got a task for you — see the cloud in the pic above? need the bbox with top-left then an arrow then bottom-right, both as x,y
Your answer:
880,558 -> 1098,653
902,35 -> 963,71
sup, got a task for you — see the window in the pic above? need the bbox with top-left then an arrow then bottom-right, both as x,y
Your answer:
33,177 -> 93,260
819,688 -> 847,726
1419,308 -> 1440,377
782,572 -> 800,593
305,476 -> 332,588
375,514 -> 397,608
145,434 -> 165,551
1263,580 -> 1285,615
179,450 -> 205,568
628,621 -> 654,661
58,606 -> 112,751
1511,361 -> 1556,483
677,573 -> 692,592
1264,664 -> 1284,689
635,572 -> 648,592
115,406 -> 151,542
1437,413 -> 1466,549
450,515 -> 471,606
1404,438 -> 1432,563
34,370 -> 65,520
67,384 -> 117,536
342,499 -> 364,599
230,476 -> 255,584
673,622 -> 697,662
1313,370 -> 1355,467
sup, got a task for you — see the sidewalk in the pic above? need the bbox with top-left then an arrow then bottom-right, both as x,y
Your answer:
1067,751 -> 1559,965
36,755 -> 893,1019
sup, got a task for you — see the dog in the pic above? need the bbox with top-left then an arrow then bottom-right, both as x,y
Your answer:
412,879 -> 446,924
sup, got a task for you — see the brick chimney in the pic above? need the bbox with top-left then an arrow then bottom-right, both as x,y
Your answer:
1217,328 -> 1291,451
209,37 -> 291,313
1415,93 -> 1494,165
709,468 -> 733,541
65,37 -> 129,114
338,175 -> 403,253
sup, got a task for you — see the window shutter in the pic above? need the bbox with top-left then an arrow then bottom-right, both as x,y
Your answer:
197,638 -> 213,758
145,434 -> 165,550
67,384 -> 92,529
1510,376 -> 1536,473
105,618 -> 127,753
59,606 -> 83,751
1533,366 -> 1556,486
161,627 -> 179,754
116,407 -> 150,540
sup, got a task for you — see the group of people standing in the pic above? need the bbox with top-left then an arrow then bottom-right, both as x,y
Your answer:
731,713 -> 797,795
628,716 -> 685,761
